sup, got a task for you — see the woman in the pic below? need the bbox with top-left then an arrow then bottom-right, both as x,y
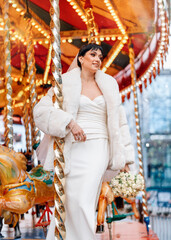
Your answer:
33,43 -> 134,240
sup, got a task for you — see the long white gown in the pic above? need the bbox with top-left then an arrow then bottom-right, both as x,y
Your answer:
46,95 -> 109,240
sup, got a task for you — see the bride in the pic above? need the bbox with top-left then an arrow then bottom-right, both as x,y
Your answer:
33,43 -> 134,240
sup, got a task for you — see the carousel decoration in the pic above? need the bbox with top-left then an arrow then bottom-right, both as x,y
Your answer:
50,0 -> 66,239
25,4 -> 40,151
3,0 -> 13,149
129,42 -> 149,231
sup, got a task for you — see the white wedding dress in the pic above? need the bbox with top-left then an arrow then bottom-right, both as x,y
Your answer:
46,95 -> 109,240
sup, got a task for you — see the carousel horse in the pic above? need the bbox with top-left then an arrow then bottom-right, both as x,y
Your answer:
0,145 -> 54,230
97,182 -> 140,231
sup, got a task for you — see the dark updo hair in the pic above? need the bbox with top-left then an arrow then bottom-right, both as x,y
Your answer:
77,43 -> 103,68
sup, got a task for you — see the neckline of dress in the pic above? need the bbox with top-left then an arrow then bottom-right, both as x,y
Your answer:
81,94 -> 104,102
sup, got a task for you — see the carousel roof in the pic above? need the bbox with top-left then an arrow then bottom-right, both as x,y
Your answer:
0,0 -> 169,117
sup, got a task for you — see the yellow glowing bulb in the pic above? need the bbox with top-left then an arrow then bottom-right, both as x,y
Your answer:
12,3 -> 17,8
62,39 -> 66,43
82,38 -> 86,42
100,37 -> 104,41
106,37 -> 110,41
68,38 -> 72,43
118,36 -> 122,40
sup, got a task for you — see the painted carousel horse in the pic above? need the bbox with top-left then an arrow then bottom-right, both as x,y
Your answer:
0,145 -> 54,235
97,182 -> 140,232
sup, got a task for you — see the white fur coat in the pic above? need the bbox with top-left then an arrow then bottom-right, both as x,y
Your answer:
33,67 -> 134,175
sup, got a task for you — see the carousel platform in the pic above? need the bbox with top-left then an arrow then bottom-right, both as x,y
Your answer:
1,210 -> 159,240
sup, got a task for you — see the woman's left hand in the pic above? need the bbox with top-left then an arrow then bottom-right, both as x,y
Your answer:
120,163 -> 130,173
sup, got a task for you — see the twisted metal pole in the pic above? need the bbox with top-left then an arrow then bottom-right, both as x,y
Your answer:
25,14 -> 40,151
20,53 -> 31,153
50,0 -> 66,239
129,43 -> 150,233
85,0 -> 98,43
3,0 -> 13,149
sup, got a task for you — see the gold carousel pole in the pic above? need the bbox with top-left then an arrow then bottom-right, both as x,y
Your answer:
50,0 -> 66,239
3,0 -> 13,149
129,41 -> 150,233
85,0 -> 99,43
20,53 -> 31,153
25,10 -> 40,152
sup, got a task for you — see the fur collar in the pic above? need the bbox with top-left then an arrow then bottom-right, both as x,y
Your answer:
62,67 -> 121,120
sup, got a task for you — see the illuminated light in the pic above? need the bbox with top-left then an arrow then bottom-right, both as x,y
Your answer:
67,0 -> 71,2
118,36 -> 122,40
106,37 -> 110,41
62,39 -> 66,43
45,40 -> 49,44
78,12 -> 82,16
47,35 -> 50,39
24,42 -> 27,46
41,31 -> 44,34
33,40 -> 37,45
32,22 -> 36,26
38,40 -> 42,44
82,38 -> 87,42
11,37 -> 16,41
12,3 -> 17,8
38,27 -> 42,31
21,39 -> 24,43
100,37 -> 104,41
122,39 -> 127,44
44,33 -> 47,37
0,27 -> 3,31
35,25 -> 38,29
16,8 -> 21,12
108,6 -> 112,10
111,36 -> 116,41
68,38 -> 72,43
70,2 -> 74,5
0,89 -> 5,94
73,5 -> 77,9
0,22 -> 4,26
76,9 -> 79,12
20,11 -> 25,16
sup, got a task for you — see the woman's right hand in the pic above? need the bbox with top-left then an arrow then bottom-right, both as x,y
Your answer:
67,120 -> 86,142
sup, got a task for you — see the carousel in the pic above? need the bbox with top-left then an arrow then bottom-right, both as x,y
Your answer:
0,0 -> 169,239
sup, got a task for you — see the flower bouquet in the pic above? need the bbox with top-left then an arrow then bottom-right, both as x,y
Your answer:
109,172 -> 145,198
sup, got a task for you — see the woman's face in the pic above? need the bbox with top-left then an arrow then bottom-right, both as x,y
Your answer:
79,49 -> 103,73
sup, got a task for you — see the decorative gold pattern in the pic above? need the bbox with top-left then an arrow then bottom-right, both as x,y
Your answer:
85,2 -> 98,43
50,0 -> 66,239
129,45 -> 148,218
3,0 -> 13,149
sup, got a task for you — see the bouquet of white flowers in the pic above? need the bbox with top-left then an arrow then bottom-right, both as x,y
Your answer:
109,172 -> 145,198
